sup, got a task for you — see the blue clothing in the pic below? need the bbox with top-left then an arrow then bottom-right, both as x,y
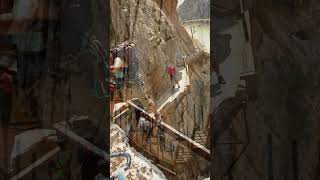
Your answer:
114,71 -> 124,79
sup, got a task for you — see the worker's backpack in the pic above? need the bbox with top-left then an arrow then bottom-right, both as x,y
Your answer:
111,42 -> 139,84
125,44 -> 139,83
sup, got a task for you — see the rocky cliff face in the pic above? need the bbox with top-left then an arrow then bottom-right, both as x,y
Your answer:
178,0 -> 209,21
111,0 -> 197,101
213,0 -> 320,179
111,0 -> 210,179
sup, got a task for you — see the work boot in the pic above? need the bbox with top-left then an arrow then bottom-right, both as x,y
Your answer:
218,75 -> 226,85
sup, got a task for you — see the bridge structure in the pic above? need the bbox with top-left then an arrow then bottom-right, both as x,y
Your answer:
112,99 -> 210,175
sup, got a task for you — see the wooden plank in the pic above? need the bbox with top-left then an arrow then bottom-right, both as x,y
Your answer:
113,108 -> 129,122
156,164 -> 176,176
53,122 -> 108,161
11,147 -> 60,180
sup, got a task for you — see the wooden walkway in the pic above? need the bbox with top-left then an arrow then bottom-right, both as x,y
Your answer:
113,100 -> 210,174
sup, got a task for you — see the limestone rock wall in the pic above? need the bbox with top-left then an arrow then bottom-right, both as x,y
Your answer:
111,0 -> 197,100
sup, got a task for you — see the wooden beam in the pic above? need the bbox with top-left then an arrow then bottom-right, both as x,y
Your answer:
113,108 -> 129,122
10,147 -> 60,180
156,164 -> 176,176
161,122 -> 210,160
53,122 -> 109,161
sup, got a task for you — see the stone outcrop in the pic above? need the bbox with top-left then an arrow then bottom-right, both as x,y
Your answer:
178,0 -> 210,21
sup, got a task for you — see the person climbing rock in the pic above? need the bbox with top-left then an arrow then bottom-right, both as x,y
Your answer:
166,64 -> 180,89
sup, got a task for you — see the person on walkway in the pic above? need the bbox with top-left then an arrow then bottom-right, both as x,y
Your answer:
111,57 -> 124,100
144,119 -> 151,144
154,112 -> 162,137
158,124 -> 165,151
166,64 -> 180,89
155,112 -> 162,127
138,115 -> 151,143
138,115 -> 146,131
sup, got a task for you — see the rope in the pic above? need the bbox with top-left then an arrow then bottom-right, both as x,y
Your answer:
110,152 -> 132,171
